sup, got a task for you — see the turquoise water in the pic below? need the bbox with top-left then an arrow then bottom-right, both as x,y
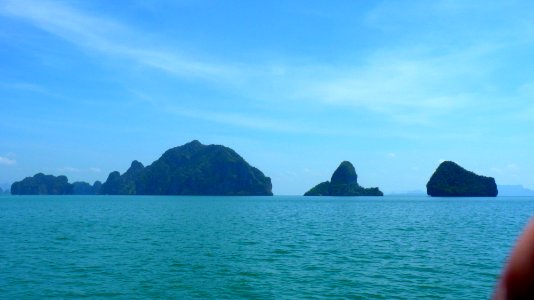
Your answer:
1,196 -> 533,299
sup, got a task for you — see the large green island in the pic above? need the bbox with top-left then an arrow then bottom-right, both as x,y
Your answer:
100,140 -> 272,195
11,140 -> 273,196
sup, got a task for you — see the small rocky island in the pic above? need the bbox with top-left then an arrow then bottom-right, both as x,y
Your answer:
99,140 -> 272,196
426,161 -> 498,197
304,161 -> 383,196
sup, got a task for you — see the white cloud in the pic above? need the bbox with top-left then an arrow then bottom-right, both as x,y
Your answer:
0,0 -> 235,80
0,82 -> 44,92
303,168 -> 320,176
131,91 -> 352,135
164,105 -> 303,133
507,163 -> 520,171
492,163 -> 520,174
490,167 -> 503,174
0,156 -> 16,165
58,167 -> 80,172
3,0 -> 533,130
387,153 -> 396,158
284,44 -> 497,125
58,167 -> 103,173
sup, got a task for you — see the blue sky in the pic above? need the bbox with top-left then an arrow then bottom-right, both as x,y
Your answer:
1,0 -> 533,194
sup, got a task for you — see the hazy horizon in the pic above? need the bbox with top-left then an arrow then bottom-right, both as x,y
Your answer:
1,0 -> 533,195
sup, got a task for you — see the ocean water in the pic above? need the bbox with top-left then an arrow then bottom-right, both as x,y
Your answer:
1,196 -> 533,299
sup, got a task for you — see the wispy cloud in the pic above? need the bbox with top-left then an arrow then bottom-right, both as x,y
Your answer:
58,166 -> 80,172
0,0 -> 236,80
282,43 -> 507,125
0,82 -> 46,93
131,90 -> 355,135
58,166 -> 103,173
3,0 -> 533,131
166,106 -> 302,133
0,156 -> 16,165
491,163 -> 521,174
0,82 -> 68,100
258,1 -> 534,125
129,89 -> 301,132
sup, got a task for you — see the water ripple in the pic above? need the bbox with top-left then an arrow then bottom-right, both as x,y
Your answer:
1,195 -> 533,299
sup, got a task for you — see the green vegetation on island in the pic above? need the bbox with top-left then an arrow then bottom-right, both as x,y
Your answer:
11,141 -> 272,196
99,140 -> 273,196
10,173 -> 101,195
10,145 -> 507,198
72,181 -> 102,195
426,161 -> 498,197
304,161 -> 383,196
11,173 -> 72,195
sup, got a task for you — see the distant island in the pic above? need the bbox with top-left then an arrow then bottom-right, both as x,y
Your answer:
426,161 -> 498,197
11,173 -> 101,195
304,161 -> 383,196
11,140 -> 273,196
497,185 -> 534,197
12,145 -> 529,198
387,190 -> 427,197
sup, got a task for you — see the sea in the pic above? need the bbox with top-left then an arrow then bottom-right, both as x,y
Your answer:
1,195 -> 533,299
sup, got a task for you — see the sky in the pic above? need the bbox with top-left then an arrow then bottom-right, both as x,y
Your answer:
1,0 -> 533,195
